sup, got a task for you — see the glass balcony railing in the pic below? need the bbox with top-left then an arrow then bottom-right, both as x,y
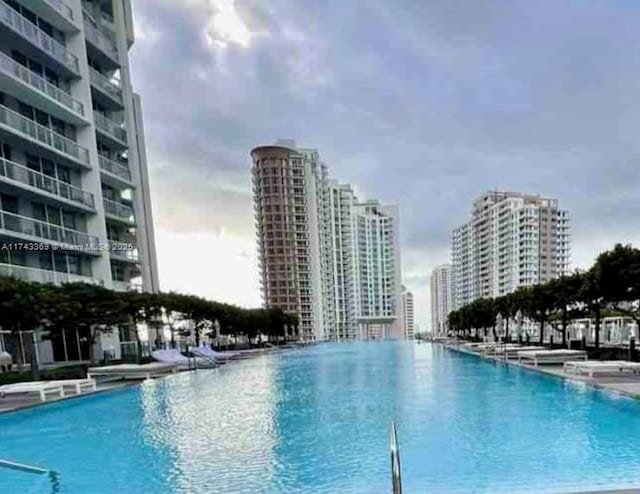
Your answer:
0,52 -> 84,117
0,157 -> 95,209
98,154 -> 132,182
0,104 -> 90,165
94,112 -> 127,144
107,240 -> 139,262
0,0 -> 79,74
83,13 -> 118,62
103,198 -> 134,222
89,67 -> 122,104
0,210 -> 99,248
0,263 -> 99,286
44,0 -> 74,23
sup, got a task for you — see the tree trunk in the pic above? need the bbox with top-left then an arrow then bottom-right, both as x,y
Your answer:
561,310 -> 567,346
505,318 -> 510,343
594,305 -> 601,348
539,319 -> 544,345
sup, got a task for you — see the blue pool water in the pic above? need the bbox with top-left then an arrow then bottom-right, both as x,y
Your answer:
2,342 -> 640,493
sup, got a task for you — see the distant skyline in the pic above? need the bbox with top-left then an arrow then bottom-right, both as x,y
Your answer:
130,0 -> 640,331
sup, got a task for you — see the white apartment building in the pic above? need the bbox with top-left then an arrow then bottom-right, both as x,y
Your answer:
0,0 -> 158,293
401,285 -> 414,339
430,264 -> 452,336
451,191 -> 570,309
252,141 -> 403,341
352,201 -> 403,340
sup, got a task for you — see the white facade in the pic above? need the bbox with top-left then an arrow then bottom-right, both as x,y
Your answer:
401,285 -> 414,339
451,191 -> 570,309
252,141 -> 403,341
0,0 -> 158,292
430,264 -> 452,335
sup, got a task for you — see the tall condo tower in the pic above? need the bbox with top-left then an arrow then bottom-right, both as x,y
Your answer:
252,140 -> 403,341
451,191 -> 570,309
0,0 -> 158,292
430,264 -> 452,335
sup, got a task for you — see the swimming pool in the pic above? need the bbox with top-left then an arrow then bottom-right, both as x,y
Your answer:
2,342 -> 640,493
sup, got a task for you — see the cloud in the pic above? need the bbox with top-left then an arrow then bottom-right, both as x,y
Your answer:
131,0 -> 640,330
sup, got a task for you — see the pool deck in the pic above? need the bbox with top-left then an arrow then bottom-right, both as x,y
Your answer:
447,344 -> 640,399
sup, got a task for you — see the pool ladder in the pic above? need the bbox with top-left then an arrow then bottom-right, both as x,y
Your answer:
390,421 -> 403,494
0,458 -> 60,493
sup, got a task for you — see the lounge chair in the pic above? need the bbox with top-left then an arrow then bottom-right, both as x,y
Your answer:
87,363 -> 178,381
564,360 -> 640,378
518,349 -> 587,366
493,346 -> 545,358
152,349 -> 216,369
0,382 -> 63,402
47,379 -> 97,396
191,346 -> 239,362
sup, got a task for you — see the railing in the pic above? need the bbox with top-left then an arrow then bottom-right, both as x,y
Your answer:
45,0 -> 74,23
94,111 -> 127,143
0,458 -> 60,493
0,104 -> 90,165
98,154 -> 132,182
0,262 -> 97,286
89,66 -> 122,104
0,52 -> 84,116
0,0 -> 79,74
0,210 -> 99,248
108,240 -> 139,262
83,13 -> 118,62
0,157 -> 94,209
390,421 -> 402,494
103,198 -> 134,221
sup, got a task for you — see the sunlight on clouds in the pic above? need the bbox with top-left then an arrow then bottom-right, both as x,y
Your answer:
156,230 -> 261,308
204,0 -> 252,48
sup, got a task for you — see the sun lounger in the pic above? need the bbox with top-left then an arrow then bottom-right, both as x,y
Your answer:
0,382 -> 63,402
47,379 -> 97,396
518,349 -> 587,366
152,349 -> 216,369
87,363 -> 178,381
191,346 -> 239,362
493,346 -> 545,358
564,360 -> 640,378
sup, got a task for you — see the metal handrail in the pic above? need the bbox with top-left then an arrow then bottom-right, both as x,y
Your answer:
0,458 -> 60,493
390,421 -> 402,494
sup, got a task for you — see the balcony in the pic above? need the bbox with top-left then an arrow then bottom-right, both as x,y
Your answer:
83,13 -> 119,68
0,156 -> 95,210
0,210 -> 99,251
0,0 -> 79,75
103,198 -> 134,224
98,154 -> 133,188
108,241 -> 139,263
89,67 -> 123,108
0,263 -> 100,286
0,51 -> 85,124
112,280 -> 142,292
12,0 -> 76,33
0,104 -> 90,166
94,111 -> 127,147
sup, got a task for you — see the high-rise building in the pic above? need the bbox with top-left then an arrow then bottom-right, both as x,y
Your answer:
352,200 -> 402,340
401,285 -> 414,339
252,140 -> 403,341
430,264 -> 452,335
0,0 -> 158,292
451,191 -> 570,309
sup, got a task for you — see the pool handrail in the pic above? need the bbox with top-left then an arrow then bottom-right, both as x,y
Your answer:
390,421 -> 403,494
0,458 -> 60,493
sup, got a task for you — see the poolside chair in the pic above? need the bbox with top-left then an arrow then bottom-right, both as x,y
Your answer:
563,360 -> 632,378
0,382 -> 64,402
518,349 -> 587,367
47,379 -> 97,396
191,346 -> 240,362
87,363 -> 179,381
152,349 -> 216,369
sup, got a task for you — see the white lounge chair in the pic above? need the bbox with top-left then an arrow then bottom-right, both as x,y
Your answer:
493,346 -> 545,358
87,363 -> 178,381
191,346 -> 239,362
564,360 -> 639,378
47,379 -> 97,396
152,349 -> 216,369
518,349 -> 587,366
0,382 -> 63,402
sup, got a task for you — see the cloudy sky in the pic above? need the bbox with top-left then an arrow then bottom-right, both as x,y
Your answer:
130,0 -> 640,331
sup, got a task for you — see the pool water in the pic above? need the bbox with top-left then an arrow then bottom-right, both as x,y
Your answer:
2,342 -> 640,493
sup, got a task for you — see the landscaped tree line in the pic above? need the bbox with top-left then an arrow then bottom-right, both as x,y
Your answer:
447,244 -> 640,347
0,278 -> 300,363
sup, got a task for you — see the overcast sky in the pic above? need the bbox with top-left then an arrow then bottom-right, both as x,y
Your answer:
130,0 -> 640,331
